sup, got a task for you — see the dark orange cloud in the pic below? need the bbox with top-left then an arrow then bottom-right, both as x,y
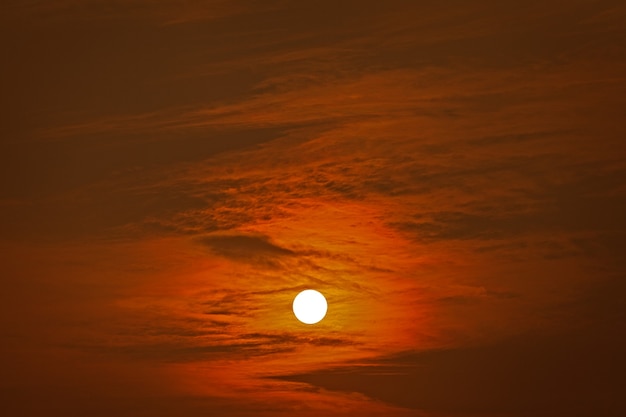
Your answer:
1,1 -> 625,416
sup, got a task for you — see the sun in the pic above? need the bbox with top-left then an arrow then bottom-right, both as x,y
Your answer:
292,289 -> 328,324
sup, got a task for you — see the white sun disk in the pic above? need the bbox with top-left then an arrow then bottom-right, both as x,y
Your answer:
293,290 -> 327,324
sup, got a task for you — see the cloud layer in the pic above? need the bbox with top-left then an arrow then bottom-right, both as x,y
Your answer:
1,1 -> 625,416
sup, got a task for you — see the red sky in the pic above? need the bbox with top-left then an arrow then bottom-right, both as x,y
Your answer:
1,1 -> 625,416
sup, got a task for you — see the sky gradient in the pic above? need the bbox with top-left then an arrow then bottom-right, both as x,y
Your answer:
1,1 -> 625,416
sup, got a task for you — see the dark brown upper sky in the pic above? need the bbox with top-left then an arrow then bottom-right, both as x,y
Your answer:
1,1 -> 625,416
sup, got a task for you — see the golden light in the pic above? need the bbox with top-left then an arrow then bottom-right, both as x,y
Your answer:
292,289 -> 328,324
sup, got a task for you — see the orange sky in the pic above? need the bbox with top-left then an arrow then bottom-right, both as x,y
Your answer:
1,1 -> 625,416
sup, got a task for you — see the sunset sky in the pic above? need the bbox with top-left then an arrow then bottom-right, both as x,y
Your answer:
1,1 -> 625,416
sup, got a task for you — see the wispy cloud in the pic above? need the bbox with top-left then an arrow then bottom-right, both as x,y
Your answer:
7,0 -> 251,25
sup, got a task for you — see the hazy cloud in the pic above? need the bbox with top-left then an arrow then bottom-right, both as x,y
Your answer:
197,233 -> 295,260
2,1 -> 625,416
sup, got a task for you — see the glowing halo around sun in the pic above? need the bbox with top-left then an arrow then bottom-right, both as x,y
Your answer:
292,289 -> 328,324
